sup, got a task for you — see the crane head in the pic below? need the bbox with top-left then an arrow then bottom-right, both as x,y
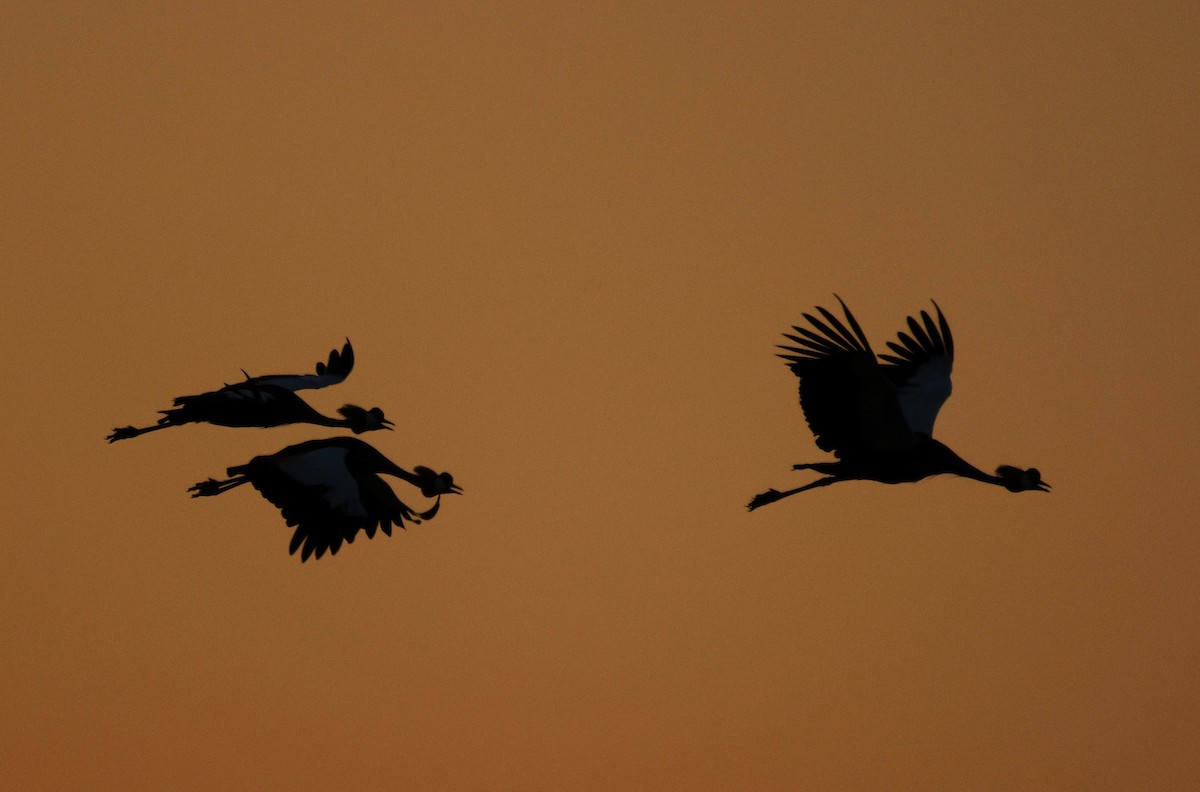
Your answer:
339,405 -> 395,433
412,465 -> 463,498
996,465 -> 1051,492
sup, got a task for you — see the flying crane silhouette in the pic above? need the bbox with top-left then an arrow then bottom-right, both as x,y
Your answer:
106,341 -> 393,442
189,437 -> 462,561
747,297 -> 1049,511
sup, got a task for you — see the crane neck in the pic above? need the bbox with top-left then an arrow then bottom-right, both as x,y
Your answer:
954,463 -> 1006,487
369,454 -> 420,485
311,412 -> 352,429
389,466 -> 421,485
929,440 -> 1006,487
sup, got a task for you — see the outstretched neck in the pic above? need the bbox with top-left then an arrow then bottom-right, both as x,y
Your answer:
953,463 -> 1006,487
388,465 -> 422,486
365,453 -> 420,485
311,412 -> 353,429
932,442 -> 1006,487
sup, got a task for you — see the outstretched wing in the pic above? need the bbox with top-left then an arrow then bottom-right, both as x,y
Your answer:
166,384 -> 298,428
877,302 -> 954,436
240,340 -> 355,393
247,441 -> 420,562
776,296 -> 917,458
179,382 -> 288,407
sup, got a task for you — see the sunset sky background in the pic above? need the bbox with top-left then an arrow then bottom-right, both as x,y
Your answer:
3,2 -> 1198,789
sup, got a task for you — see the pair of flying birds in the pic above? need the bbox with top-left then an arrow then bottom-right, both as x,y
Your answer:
109,298 -> 1048,561
107,341 -> 461,561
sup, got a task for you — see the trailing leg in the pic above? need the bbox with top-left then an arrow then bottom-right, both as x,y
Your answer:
188,475 -> 250,498
792,462 -> 841,474
106,423 -> 173,442
747,476 -> 844,511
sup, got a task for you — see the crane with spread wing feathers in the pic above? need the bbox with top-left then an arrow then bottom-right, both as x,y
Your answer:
189,437 -> 462,561
107,341 -> 393,442
747,297 -> 1049,510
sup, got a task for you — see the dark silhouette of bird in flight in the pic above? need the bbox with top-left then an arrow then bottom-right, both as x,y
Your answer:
748,296 -> 1049,510
189,437 -> 462,561
107,341 -> 393,442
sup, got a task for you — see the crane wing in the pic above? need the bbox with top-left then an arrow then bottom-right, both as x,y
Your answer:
776,297 -> 918,458
240,341 -> 355,392
877,302 -> 954,436
245,440 -> 421,561
192,383 -> 288,405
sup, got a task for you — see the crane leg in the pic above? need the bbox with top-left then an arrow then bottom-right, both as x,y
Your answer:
747,477 -> 843,511
106,423 -> 172,443
188,475 -> 250,498
792,462 -> 840,474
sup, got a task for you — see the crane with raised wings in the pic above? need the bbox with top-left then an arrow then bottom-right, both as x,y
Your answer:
748,297 -> 1049,510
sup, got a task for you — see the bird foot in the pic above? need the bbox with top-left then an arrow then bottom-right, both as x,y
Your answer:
188,478 -> 223,498
106,426 -> 138,443
747,489 -> 783,511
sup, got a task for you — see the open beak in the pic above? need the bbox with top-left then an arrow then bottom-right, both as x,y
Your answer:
449,484 -> 464,495
382,419 -> 395,431
1036,481 -> 1052,492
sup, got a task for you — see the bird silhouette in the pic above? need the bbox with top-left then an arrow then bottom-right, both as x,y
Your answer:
189,437 -> 462,561
748,296 -> 1049,510
107,341 -> 393,442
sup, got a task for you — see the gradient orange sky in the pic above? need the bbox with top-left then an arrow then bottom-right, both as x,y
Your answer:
3,2 -> 1198,789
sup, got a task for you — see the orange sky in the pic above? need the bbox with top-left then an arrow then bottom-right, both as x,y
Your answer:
2,2 -> 1198,789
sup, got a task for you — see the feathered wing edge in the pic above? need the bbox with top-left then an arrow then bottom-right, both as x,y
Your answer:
286,483 -> 435,562
232,458 -> 424,562
239,340 -> 356,393
313,340 -> 354,382
876,301 -> 955,436
286,485 -> 442,562
877,302 -> 954,367
774,296 -> 928,457
775,294 -> 874,366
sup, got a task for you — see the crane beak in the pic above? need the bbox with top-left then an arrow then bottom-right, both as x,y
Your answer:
449,483 -> 464,495
381,419 -> 395,430
1035,481 -> 1051,492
